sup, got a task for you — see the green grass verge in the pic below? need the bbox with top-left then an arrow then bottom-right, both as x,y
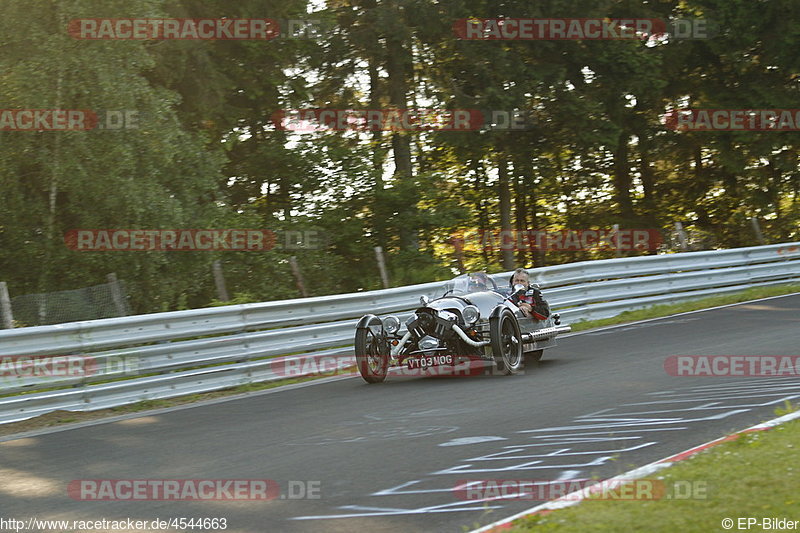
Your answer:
568,283 -> 800,332
508,402 -> 800,533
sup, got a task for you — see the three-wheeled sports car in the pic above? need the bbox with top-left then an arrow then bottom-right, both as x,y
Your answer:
354,272 -> 571,383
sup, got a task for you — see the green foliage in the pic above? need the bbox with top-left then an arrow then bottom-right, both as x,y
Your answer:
0,0 -> 797,319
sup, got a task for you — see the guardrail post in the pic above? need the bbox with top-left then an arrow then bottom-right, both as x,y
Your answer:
674,221 -> 689,251
612,224 -> 621,257
107,273 -> 129,316
750,217 -> 766,245
212,260 -> 230,302
0,282 -> 13,329
289,256 -> 308,297
375,246 -> 390,288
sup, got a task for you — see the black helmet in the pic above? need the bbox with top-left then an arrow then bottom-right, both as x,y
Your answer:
468,272 -> 490,290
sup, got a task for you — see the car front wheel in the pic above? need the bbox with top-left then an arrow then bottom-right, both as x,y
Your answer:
355,316 -> 389,383
490,308 -> 524,375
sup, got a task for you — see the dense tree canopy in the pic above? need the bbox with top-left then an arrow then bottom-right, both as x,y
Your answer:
0,0 -> 797,315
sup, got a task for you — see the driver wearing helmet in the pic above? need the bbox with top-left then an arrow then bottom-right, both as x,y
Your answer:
508,268 -> 549,321
468,272 -> 491,291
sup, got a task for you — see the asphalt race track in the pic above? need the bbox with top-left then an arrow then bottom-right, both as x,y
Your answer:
1,294 -> 798,532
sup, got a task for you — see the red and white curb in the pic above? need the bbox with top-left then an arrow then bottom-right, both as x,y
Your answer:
470,409 -> 800,532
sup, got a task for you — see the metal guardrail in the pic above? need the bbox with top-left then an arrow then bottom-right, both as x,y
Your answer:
1,243 -> 798,424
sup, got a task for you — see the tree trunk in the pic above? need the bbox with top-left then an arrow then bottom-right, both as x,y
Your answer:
368,58 -> 384,178
523,157 -> 544,268
498,157 -> 514,270
472,160 -> 491,265
768,159 -> 787,241
513,160 -> 529,266
612,131 -> 635,224
637,137 -> 657,225
368,56 -> 388,249
40,6 -> 64,293
638,142 -> 659,255
383,0 -> 417,251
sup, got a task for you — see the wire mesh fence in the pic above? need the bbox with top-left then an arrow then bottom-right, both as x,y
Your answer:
1,277 -> 130,327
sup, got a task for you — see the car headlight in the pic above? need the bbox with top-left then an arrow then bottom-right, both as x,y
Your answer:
382,315 -> 401,334
462,305 -> 480,325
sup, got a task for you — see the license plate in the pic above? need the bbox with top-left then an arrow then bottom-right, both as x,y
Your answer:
407,354 -> 454,369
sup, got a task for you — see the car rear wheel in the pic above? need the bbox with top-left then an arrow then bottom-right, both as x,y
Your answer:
490,308 -> 524,375
355,316 -> 389,383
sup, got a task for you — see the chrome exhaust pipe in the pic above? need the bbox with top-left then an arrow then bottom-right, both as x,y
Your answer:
451,324 -> 491,347
390,331 -> 412,356
521,325 -> 572,343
